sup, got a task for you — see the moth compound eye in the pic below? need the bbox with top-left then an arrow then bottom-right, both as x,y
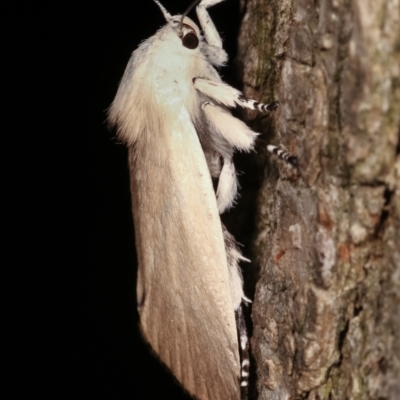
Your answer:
182,32 -> 199,49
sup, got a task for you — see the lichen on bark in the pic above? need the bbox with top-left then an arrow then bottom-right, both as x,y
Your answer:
237,0 -> 400,398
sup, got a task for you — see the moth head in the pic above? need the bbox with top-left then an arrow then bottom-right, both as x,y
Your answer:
153,0 -> 201,50
174,17 -> 200,49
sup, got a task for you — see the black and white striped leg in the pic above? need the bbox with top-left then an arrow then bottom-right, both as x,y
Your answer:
193,77 -> 279,114
236,305 -> 250,400
237,95 -> 280,113
267,144 -> 299,168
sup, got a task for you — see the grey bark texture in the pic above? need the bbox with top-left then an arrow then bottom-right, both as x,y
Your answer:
236,0 -> 400,398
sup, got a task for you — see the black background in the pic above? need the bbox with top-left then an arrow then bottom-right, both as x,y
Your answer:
8,1 -> 242,398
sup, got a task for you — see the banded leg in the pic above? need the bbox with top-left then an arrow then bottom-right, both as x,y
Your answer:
236,305 -> 250,399
267,144 -> 299,168
193,77 -> 279,113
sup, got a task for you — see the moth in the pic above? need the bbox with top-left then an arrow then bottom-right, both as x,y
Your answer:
109,1 -> 294,399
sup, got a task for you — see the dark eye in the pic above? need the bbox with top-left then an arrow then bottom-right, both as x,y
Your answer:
182,32 -> 199,49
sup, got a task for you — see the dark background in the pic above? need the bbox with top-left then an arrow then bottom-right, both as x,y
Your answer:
9,1 -> 242,398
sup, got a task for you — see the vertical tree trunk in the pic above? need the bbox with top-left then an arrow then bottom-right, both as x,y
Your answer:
236,0 -> 400,398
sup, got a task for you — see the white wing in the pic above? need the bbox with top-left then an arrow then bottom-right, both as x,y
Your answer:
129,112 -> 240,399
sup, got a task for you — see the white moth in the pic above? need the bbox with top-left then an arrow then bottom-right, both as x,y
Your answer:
108,1 -> 289,398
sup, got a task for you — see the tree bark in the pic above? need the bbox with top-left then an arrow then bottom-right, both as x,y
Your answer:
236,0 -> 400,398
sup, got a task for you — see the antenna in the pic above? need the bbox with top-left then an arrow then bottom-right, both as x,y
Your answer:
153,0 -> 172,21
179,0 -> 200,35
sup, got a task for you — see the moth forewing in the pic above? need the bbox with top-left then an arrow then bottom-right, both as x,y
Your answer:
128,106 -> 241,399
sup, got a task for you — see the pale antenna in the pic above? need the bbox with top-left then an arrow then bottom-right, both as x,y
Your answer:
153,0 -> 172,21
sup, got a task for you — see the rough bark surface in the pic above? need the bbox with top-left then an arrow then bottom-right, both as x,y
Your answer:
236,0 -> 400,398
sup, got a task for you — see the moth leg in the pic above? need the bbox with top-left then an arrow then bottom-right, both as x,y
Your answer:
216,156 -> 237,214
202,100 -> 257,213
267,144 -> 299,168
202,102 -> 257,152
193,77 -> 279,113
196,0 -> 228,66
202,102 -> 258,151
236,305 -> 250,398
197,0 -> 226,48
